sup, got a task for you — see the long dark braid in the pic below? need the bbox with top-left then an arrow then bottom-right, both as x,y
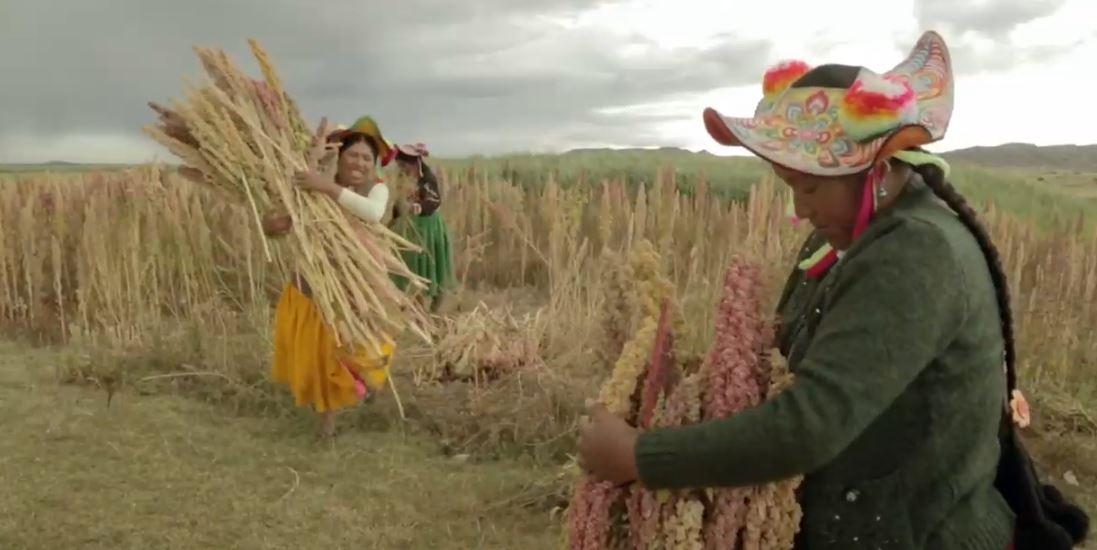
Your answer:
911,160 -> 1090,548
912,162 -> 1016,391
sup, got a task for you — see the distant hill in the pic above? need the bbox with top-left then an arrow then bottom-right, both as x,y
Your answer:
8,143 -> 1095,174
560,143 -> 1097,172
943,143 -> 1097,172
564,146 -> 716,156
0,161 -> 136,173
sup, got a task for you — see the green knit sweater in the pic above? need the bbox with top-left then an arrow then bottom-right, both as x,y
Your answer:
636,179 -> 1016,549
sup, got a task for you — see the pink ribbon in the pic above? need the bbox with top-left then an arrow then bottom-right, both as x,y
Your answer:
805,163 -> 887,279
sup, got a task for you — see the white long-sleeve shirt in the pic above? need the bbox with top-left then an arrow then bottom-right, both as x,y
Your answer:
336,182 -> 389,223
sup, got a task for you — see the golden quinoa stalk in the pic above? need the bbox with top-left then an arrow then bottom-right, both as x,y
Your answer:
596,240 -> 672,416
662,497 -> 705,550
597,249 -> 632,368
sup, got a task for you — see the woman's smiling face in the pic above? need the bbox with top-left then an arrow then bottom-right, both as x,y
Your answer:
336,139 -> 375,188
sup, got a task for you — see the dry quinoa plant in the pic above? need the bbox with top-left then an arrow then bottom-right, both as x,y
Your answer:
143,39 -> 430,356
425,302 -> 546,384
4,164 -> 1093,400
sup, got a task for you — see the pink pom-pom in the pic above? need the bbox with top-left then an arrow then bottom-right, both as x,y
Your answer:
763,60 -> 812,99
839,70 -> 918,141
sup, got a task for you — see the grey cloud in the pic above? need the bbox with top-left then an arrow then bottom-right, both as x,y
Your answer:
950,37 -> 1089,73
908,0 -> 1076,74
0,0 -> 770,161
915,0 -> 1066,38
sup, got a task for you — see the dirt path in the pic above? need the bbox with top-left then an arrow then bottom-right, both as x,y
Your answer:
0,341 -> 561,549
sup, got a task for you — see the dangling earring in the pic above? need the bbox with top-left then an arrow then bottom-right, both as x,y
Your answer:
876,162 -> 892,199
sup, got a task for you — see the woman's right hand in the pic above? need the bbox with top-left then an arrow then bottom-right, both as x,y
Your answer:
262,212 -> 292,237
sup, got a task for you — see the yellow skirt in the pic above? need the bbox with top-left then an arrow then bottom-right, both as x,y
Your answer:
272,283 -> 395,413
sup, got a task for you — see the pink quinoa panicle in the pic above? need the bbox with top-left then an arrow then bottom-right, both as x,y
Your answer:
638,299 -> 675,429
700,259 -> 774,549
626,485 -> 662,549
702,259 -> 768,419
568,478 -> 622,550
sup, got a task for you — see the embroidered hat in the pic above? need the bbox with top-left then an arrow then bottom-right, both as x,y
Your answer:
703,31 -> 953,176
327,115 -> 396,166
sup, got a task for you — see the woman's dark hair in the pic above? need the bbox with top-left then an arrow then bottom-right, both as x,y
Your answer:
910,161 -> 1016,388
338,133 -> 380,164
394,152 -> 437,183
908,158 -> 1090,549
419,160 -> 436,181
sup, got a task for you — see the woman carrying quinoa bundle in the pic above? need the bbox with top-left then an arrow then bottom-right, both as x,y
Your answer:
263,115 -> 398,438
577,32 -> 1088,549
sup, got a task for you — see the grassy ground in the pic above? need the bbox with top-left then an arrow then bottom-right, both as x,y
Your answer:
0,340 -> 562,550
3,337 -> 1095,550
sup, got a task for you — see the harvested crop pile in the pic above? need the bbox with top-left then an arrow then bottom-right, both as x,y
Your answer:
407,301 -> 582,461
143,39 -> 430,355
426,302 -> 545,384
567,244 -> 802,549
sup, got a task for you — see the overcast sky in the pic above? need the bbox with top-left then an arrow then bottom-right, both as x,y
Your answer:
2,0 -> 1095,163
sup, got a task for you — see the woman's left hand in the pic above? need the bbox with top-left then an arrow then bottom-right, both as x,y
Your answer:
305,116 -> 339,172
293,170 -> 335,194
578,401 -> 641,485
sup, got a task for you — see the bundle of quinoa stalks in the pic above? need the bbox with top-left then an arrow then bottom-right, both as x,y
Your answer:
144,39 -> 431,356
567,242 -> 802,550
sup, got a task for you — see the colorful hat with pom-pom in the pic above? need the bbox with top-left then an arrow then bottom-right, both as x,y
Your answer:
327,115 -> 397,166
703,31 -> 953,176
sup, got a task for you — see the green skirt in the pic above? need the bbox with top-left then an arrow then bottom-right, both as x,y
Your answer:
393,212 -> 455,298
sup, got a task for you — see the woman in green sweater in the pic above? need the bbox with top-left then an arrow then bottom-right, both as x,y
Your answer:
577,31 -> 1088,549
